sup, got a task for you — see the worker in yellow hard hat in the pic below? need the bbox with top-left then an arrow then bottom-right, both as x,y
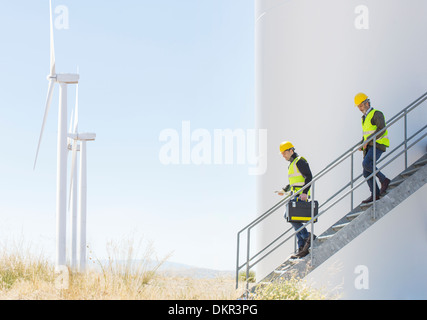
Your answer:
277,141 -> 316,259
354,92 -> 369,107
354,93 -> 391,204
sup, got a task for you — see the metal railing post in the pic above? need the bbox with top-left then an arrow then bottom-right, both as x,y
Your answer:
351,152 -> 354,212
294,232 -> 297,255
310,182 -> 315,265
373,139 -> 377,220
245,228 -> 251,295
235,233 -> 240,289
404,110 -> 408,169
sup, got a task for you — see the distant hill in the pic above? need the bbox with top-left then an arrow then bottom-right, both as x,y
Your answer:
157,261 -> 234,279
91,259 -> 234,279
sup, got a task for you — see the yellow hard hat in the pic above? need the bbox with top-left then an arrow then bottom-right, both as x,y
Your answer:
354,92 -> 368,106
279,141 -> 294,153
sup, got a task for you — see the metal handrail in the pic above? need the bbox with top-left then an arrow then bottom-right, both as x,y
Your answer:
236,91 -> 427,290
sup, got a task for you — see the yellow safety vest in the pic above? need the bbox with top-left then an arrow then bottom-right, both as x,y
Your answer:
288,156 -> 311,196
362,109 -> 390,147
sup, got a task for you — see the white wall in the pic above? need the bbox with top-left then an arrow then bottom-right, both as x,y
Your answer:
255,0 -> 427,280
306,184 -> 427,299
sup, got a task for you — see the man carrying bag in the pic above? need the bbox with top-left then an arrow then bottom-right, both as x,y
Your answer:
277,141 -> 317,259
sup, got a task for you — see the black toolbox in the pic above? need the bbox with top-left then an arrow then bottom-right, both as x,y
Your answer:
286,199 -> 319,223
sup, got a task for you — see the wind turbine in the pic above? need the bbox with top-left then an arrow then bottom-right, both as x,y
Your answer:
34,0 -> 79,268
68,84 -> 96,272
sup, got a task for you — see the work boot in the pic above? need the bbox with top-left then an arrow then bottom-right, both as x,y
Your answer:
361,194 -> 380,204
293,233 -> 317,259
294,247 -> 309,259
290,247 -> 304,259
380,178 -> 391,195
301,233 -> 316,252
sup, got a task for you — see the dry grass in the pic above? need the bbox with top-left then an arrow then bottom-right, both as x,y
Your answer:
250,276 -> 332,300
0,238 -> 244,300
137,275 -> 241,300
0,266 -> 243,300
0,238 -> 333,300
0,270 -> 242,300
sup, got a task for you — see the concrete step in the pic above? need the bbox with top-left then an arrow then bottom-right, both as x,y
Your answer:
332,222 -> 350,231
414,157 -> 427,167
273,264 -> 293,275
317,233 -> 335,242
346,211 -> 363,220
360,200 -> 378,209
389,177 -> 405,187
401,167 -> 420,177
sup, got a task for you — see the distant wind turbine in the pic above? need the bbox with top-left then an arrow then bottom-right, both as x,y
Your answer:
68,84 -> 96,272
34,0 -> 79,268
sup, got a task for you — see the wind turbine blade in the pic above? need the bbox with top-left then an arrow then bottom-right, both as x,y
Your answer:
68,108 -> 74,148
34,79 -> 56,170
73,84 -> 79,133
49,0 -> 56,76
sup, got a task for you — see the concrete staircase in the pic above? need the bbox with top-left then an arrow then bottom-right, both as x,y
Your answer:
262,153 -> 427,283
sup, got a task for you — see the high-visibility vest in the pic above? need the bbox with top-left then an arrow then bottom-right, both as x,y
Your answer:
362,109 -> 390,147
288,156 -> 311,196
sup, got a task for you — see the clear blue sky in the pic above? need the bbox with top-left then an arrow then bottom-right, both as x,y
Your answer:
0,0 -> 255,270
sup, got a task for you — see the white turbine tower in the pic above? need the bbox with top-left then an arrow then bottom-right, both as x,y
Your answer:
68,84 -> 96,272
34,0 -> 78,268
68,84 -> 80,270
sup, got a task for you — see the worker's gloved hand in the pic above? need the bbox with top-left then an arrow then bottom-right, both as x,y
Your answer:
283,184 -> 291,192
